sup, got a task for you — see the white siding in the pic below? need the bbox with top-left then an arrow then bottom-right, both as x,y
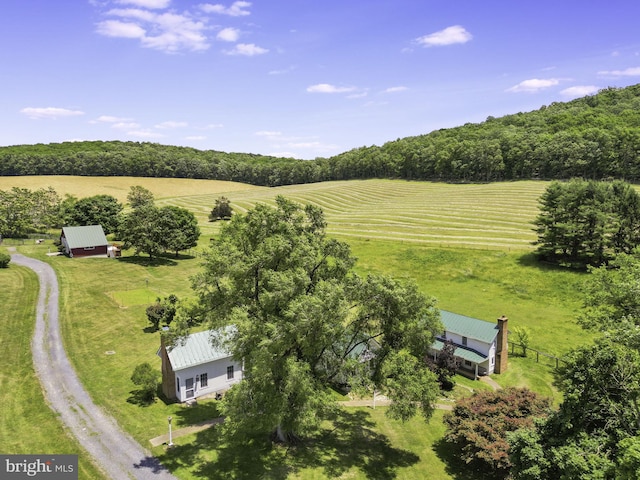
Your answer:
174,357 -> 243,402
443,331 -> 496,374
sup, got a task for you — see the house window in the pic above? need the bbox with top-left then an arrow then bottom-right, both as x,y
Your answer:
462,336 -> 468,346
464,360 -> 472,367
200,373 -> 208,388
227,365 -> 234,380
83,246 -> 95,250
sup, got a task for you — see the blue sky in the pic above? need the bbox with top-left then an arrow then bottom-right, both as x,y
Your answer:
1,1 -> 640,159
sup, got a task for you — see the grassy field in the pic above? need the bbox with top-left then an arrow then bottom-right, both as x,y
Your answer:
2,177 -> 593,478
0,263 -> 107,479
0,175 -> 546,243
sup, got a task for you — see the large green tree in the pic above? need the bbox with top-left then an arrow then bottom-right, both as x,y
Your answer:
68,194 -> 123,234
208,196 -> 233,221
127,185 -> 155,209
158,205 -> 200,257
579,251 -> 640,332
191,196 -> 441,443
117,205 -> 164,259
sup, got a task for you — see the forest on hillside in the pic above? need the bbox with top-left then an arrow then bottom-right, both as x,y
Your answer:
1,84 -> 639,185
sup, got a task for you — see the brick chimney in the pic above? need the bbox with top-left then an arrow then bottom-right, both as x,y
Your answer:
495,315 -> 508,374
160,328 -> 177,400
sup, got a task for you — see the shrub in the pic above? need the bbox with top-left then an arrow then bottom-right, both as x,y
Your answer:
444,388 -> 551,478
0,252 -> 10,268
131,362 -> 160,403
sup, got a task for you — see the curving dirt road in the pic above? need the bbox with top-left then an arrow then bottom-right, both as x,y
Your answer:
11,252 -> 177,480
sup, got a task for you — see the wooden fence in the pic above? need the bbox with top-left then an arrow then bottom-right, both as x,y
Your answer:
510,341 -> 566,369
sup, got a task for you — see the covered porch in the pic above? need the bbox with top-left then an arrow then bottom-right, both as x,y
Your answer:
431,339 -> 490,380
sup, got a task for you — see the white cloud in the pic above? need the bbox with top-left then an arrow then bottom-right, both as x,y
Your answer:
155,121 -> 188,129
269,65 -> 296,75
94,115 -> 134,123
224,43 -> 268,56
560,85 -> 599,98
383,86 -> 408,93
116,0 -> 170,8
506,78 -> 560,93
597,67 -> 640,77
307,83 -> 357,94
96,8 -> 209,53
201,123 -> 224,129
256,131 -> 282,137
415,25 -> 472,47
96,20 -> 146,38
20,107 -> 85,120
200,1 -> 251,16
217,27 -> 240,42
112,122 -> 141,129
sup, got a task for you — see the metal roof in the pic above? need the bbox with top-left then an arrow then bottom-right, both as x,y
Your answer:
61,225 -> 108,249
432,338 -> 489,364
167,329 -> 234,371
440,310 -> 499,344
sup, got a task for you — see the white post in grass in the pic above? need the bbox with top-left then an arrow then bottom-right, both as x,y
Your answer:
168,416 -> 174,446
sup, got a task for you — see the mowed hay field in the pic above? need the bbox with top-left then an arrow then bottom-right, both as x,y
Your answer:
0,176 -> 545,247
158,179 -> 546,248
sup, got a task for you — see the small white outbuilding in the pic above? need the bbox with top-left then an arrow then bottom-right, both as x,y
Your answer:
159,328 -> 243,403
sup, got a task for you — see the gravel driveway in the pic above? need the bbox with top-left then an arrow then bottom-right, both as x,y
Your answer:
12,252 -> 177,480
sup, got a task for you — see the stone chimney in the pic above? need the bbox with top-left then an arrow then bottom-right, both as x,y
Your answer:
495,315 -> 508,374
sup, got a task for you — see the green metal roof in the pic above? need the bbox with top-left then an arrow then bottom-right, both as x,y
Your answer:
432,339 -> 488,364
61,225 -> 108,249
440,310 -> 499,344
167,329 -> 234,371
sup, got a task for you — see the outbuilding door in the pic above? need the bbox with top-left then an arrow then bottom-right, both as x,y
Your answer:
185,378 -> 194,399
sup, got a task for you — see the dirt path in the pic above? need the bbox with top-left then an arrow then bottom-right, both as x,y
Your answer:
11,252 -> 177,480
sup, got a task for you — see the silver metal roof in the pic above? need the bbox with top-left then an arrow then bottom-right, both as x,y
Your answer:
167,329 -> 234,371
61,225 -> 108,249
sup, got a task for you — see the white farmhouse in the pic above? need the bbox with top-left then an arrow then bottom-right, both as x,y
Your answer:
159,329 -> 243,403
430,311 -> 508,379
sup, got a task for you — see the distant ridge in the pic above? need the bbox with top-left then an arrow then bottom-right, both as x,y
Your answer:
2,84 -> 639,185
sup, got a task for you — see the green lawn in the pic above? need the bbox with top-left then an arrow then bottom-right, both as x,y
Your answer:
3,178 -> 600,479
152,408 -> 455,480
0,259 -> 107,480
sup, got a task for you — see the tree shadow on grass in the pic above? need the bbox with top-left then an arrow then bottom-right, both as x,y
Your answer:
171,399 -> 222,425
157,409 -> 419,480
432,438 -> 492,480
127,389 -> 156,407
516,252 -> 588,274
117,255 -> 178,267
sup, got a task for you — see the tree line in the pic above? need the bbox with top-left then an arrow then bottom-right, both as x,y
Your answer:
1,85 -> 639,185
